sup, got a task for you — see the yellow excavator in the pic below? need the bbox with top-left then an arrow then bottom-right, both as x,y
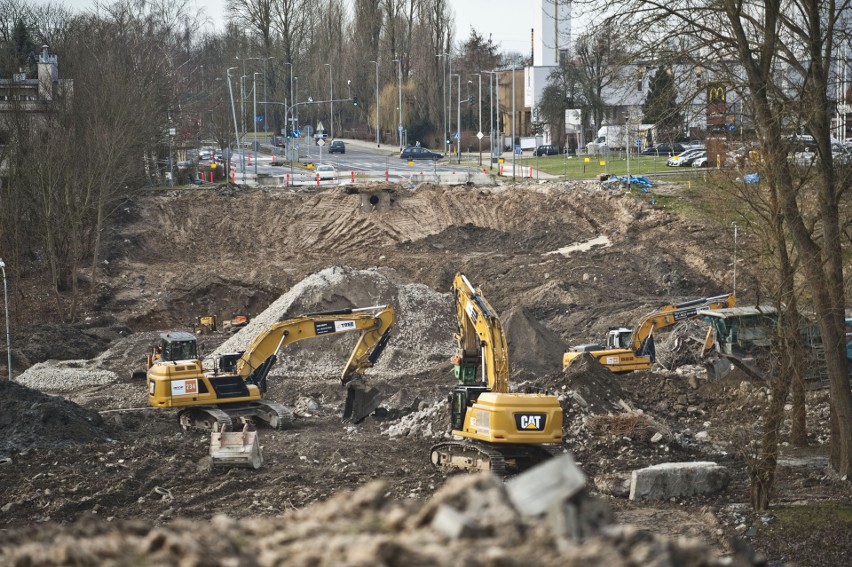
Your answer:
430,273 -> 563,475
562,293 -> 736,373
145,304 -> 395,429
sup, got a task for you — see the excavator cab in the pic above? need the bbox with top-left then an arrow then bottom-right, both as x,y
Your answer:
158,332 -> 199,362
449,385 -> 489,431
606,327 -> 633,350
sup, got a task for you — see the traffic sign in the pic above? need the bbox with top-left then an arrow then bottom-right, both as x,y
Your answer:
256,115 -> 263,123
317,138 -> 326,147
726,123 -> 736,132
317,121 -> 325,132
453,132 -> 460,140
635,139 -> 642,147
514,145 -> 521,155
476,131 -> 484,140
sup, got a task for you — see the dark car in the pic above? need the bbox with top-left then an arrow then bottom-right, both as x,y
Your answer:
329,140 -> 345,154
535,144 -> 560,156
400,146 -> 443,160
641,143 -> 685,156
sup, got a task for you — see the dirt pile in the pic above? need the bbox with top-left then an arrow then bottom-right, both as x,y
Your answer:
502,305 -> 566,381
0,381 -> 112,457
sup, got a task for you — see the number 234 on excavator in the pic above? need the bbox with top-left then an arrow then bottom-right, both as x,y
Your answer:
144,305 -> 395,431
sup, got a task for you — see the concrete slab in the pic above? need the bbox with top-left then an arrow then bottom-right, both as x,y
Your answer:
506,453 -> 586,517
629,461 -> 730,501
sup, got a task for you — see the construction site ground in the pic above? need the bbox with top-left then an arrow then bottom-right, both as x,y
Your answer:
0,180 -> 849,566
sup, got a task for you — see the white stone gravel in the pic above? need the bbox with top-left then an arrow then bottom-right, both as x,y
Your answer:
16,360 -> 119,392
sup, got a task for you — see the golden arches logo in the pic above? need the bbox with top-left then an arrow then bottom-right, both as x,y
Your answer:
708,86 -> 726,102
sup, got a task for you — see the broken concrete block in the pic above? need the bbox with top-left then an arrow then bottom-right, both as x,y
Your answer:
593,473 -> 631,497
506,453 -> 586,516
629,462 -> 730,501
548,494 -> 614,550
430,503 -> 481,539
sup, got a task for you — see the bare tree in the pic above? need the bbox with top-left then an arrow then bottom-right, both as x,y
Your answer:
598,0 -> 852,488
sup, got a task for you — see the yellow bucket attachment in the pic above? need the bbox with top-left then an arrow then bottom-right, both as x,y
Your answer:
210,423 -> 263,469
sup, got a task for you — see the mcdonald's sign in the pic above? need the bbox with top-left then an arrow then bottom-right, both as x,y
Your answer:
707,84 -> 726,102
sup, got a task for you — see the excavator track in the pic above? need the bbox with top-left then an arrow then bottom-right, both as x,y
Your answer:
430,441 -> 507,476
430,441 -> 561,476
177,401 -> 293,432
219,400 -> 294,429
178,407 -> 235,431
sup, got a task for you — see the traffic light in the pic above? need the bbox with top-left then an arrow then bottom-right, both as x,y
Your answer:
468,95 -> 474,106
353,96 -> 358,107
445,133 -> 451,145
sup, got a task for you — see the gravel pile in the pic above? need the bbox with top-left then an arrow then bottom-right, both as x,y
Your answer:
383,398 -> 449,439
211,266 -> 455,381
15,360 -> 119,392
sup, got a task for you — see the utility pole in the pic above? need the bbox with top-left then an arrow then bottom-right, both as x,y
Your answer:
253,72 -> 260,176
452,74 -> 460,163
392,58 -> 402,148
325,63 -> 333,140
512,64 -> 516,181
226,67 -> 240,181
371,60 -> 380,147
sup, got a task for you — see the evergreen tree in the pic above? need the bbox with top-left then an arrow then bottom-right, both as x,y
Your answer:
642,65 -> 683,143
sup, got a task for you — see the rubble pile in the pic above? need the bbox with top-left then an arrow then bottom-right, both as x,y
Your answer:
0,455 -> 762,567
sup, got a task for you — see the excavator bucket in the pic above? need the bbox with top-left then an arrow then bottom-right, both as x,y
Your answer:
210,423 -> 263,469
342,382 -> 383,424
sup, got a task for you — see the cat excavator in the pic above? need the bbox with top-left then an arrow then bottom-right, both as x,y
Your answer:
430,273 -> 563,475
562,293 -> 736,373
145,304 -> 394,430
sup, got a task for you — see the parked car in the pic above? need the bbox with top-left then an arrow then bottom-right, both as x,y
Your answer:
400,146 -> 444,160
316,164 -> 337,180
681,140 -> 705,150
642,143 -> 685,156
535,144 -> 560,156
328,140 -> 346,154
692,155 -> 709,167
666,148 -> 705,167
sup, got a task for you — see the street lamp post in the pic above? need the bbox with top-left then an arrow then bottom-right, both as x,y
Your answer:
475,73 -> 482,166
226,67 -> 240,181
392,58 -> 402,147
240,74 -> 248,174
325,63 -> 333,140
370,60 -> 380,147
284,62 -> 295,135
436,53 -> 448,153
451,73 -> 460,163
0,258 -> 10,380
512,63 -> 516,180
253,72 -> 261,175
483,70 -> 496,169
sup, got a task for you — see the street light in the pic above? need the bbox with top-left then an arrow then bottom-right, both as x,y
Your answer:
0,258 -> 10,381
451,73 -> 460,163
253,72 -> 261,175
473,73 -> 482,165
325,63 -> 333,140
483,70 -> 498,169
436,53 -> 448,153
512,63 -> 517,180
284,62 -> 295,134
370,60 -> 380,147
226,66 -> 240,180
392,58 -> 402,147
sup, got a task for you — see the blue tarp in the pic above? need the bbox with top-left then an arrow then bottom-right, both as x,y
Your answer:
613,175 -> 653,192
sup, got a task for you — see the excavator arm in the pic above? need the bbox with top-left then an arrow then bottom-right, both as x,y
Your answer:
232,305 -> 395,392
452,273 -> 509,393
629,293 -> 736,355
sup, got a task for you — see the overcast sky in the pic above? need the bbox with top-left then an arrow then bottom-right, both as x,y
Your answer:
56,0 -> 535,55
